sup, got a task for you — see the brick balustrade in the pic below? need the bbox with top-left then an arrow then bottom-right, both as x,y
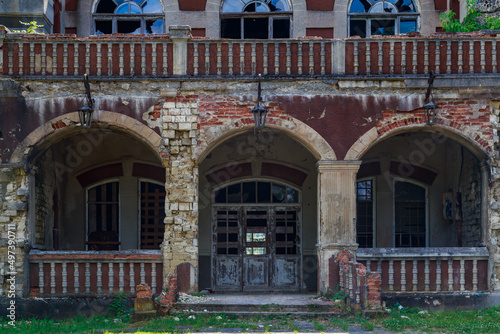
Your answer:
29,250 -> 163,297
357,247 -> 490,293
2,26 -> 500,77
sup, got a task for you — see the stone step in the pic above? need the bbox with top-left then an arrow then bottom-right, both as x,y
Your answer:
171,302 -> 343,316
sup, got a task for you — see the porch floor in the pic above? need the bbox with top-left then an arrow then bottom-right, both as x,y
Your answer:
178,293 -> 330,306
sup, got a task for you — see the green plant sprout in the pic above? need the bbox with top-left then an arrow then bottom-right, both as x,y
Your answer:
12,21 -> 44,34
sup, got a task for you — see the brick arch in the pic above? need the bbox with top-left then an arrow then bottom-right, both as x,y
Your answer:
10,111 -> 166,164
345,123 -> 490,161
195,116 -> 336,162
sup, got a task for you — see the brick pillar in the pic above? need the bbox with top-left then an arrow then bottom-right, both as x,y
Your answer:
162,97 -> 199,292
317,160 -> 361,293
0,166 -> 29,297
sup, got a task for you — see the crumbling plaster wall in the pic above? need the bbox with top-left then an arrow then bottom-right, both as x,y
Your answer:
0,167 -> 28,296
489,101 -> 500,290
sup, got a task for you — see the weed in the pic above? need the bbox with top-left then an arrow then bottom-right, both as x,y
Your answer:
108,291 -> 133,320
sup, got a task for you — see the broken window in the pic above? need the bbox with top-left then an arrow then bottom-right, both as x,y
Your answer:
87,181 -> 120,250
140,181 -> 165,249
348,0 -> 419,37
394,180 -> 426,247
221,0 -> 292,39
93,0 -> 164,35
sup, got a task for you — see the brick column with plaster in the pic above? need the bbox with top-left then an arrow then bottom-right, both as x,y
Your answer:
0,166 -> 29,297
317,160 -> 361,293
161,96 -> 199,292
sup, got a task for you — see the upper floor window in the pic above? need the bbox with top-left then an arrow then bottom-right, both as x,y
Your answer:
221,0 -> 292,39
93,0 -> 164,35
348,0 -> 419,38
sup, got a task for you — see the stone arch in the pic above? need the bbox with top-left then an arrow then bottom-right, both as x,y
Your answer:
10,111 -> 165,164
195,115 -> 336,163
334,0 -> 438,38
345,124 -> 490,162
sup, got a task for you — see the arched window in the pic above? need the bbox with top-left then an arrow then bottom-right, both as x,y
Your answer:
93,0 -> 164,35
221,0 -> 292,39
348,0 -> 419,38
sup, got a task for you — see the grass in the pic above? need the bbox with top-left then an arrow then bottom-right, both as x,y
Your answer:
1,306 -> 500,333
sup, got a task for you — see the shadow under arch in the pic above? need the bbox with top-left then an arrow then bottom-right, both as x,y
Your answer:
346,125 -> 490,162
10,111 -> 166,164
196,117 -> 336,163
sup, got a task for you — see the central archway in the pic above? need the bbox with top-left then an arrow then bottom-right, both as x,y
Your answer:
198,128 -> 319,292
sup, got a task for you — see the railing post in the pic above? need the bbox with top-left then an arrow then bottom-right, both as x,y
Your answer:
332,40 -> 345,75
169,25 -> 191,75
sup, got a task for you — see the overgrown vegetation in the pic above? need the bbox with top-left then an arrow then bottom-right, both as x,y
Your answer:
0,305 -> 500,333
108,291 -> 133,320
440,0 -> 500,32
12,21 -> 44,34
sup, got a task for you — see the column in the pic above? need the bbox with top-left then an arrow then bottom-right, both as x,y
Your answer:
317,160 -> 361,293
169,26 -> 191,75
161,96 -> 199,293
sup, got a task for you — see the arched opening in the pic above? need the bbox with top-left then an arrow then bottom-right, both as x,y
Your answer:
28,128 -> 165,251
356,130 -> 490,292
198,128 -> 318,292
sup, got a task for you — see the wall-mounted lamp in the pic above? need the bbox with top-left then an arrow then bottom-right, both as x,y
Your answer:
77,74 -> 95,127
252,74 -> 268,129
423,70 -> 439,125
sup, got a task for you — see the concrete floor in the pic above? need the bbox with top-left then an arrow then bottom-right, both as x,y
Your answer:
177,293 -> 333,306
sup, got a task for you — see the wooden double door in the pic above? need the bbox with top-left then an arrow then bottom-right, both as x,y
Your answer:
212,207 -> 301,292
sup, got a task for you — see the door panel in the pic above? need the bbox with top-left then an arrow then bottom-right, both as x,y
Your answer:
214,257 -> 241,291
213,209 -> 242,291
274,258 -> 299,287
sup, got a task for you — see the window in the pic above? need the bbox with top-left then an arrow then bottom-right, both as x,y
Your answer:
394,181 -> 426,247
93,0 -> 164,35
221,0 -> 292,39
214,181 -> 299,204
140,181 -> 166,249
87,181 -> 120,250
348,0 -> 419,38
356,179 -> 374,248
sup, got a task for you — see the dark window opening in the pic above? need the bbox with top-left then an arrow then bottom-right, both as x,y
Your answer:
394,181 -> 426,247
221,18 -> 241,39
273,18 -> 290,38
244,17 -> 269,39
356,180 -> 374,248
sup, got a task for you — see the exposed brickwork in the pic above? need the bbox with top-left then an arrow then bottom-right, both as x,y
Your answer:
377,100 -> 495,153
161,96 -> 199,292
157,275 -> 177,316
0,167 -> 28,296
330,250 -> 382,310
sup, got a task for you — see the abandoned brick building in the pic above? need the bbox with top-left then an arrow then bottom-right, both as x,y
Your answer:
0,0 -> 500,308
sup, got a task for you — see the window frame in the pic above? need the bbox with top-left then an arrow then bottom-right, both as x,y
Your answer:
212,179 -> 301,206
86,179 -> 121,251
92,0 -> 165,35
356,177 -> 376,248
137,178 -> 166,250
220,0 -> 293,39
392,178 -> 429,248
347,0 -> 420,38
